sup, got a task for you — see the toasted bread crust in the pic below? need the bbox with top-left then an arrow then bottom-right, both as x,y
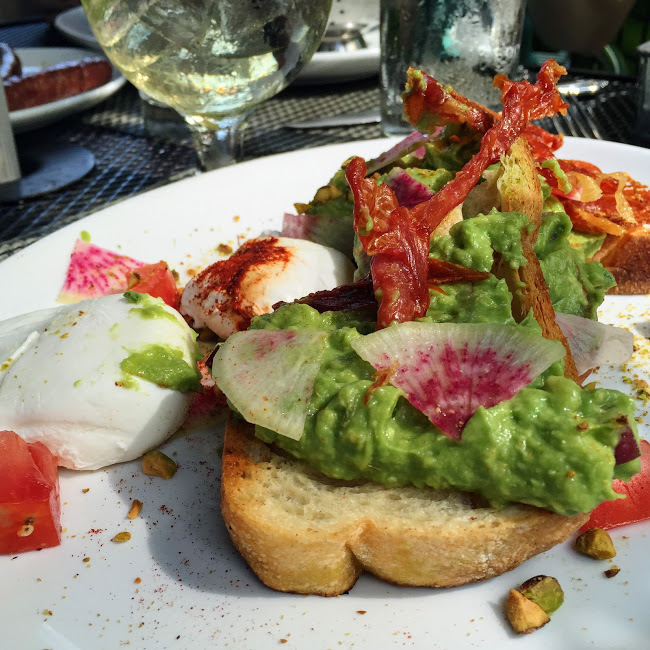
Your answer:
487,138 -> 579,381
222,416 -> 588,596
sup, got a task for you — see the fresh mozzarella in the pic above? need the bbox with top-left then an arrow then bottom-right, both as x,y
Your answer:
0,293 -> 199,470
180,237 -> 355,338
0,306 -> 61,373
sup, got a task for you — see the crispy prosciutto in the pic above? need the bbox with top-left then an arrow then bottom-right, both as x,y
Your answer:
411,60 -> 568,235
550,161 -> 644,235
403,69 -> 497,135
348,61 -> 569,328
402,65 -> 566,161
287,261 -> 490,315
346,157 -> 431,328
522,124 -> 564,162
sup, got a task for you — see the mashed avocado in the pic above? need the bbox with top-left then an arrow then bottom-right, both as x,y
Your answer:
535,212 -> 615,318
248,132 -> 636,517
430,210 -> 615,319
121,291 -> 203,392
251,303 -> 638,517
245,210 -> 637,517
121,344 -> 202,392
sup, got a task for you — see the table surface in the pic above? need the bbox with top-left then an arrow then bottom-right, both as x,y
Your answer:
0,21 -> 644,262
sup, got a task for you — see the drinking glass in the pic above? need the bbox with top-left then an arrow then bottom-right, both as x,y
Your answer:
380,0 -> 526,135
82,0 -> 332,169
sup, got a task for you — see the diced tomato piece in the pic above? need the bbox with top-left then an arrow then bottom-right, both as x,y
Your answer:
580,439 -> 650,531
127,261 -> 180,310
0,431 -> 61,554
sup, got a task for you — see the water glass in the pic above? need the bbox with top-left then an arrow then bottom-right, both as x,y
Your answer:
380,0 -> 527,135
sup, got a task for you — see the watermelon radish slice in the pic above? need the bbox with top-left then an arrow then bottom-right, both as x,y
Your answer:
614,425 -> 640,466
282,212 -> 353,258
554,312 -> 633,375
366,131 -> 430,175
58,239 -> 144,303
384,168 -> 435,208
350,322 -> 565,439
212,329 -> 328,440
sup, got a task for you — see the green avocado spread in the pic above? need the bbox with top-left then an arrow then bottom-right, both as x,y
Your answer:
121,344 -> 202,393
245,129 -> 639,516
429,210 -> 615,319
244,207 -> 638,517
120,291 -> 203,393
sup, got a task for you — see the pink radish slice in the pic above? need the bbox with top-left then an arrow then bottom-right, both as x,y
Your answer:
212,329 -> 328,440
281,212 -> 353,257
554,312 -> 633,375
351,322 -> 565,439
366,131 -> 431,175
384,168 -> 435,208
58,240 -> 144,303
614,425 -> 640,465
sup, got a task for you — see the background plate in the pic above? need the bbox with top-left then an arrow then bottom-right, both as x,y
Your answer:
9,47 -> 126,133
0,137 -> 648,649
54,6 -> 100,51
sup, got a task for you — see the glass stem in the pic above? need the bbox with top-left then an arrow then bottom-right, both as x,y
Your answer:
185,113 -> 249,171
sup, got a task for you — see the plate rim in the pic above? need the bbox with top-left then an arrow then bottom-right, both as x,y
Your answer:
54,5 -> 101,51
3,135 -> 650,259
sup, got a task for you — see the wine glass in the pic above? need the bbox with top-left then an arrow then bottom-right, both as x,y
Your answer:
81,0 -> 332,169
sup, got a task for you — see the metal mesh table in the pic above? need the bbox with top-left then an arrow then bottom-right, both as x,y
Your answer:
0,22 -> 643,261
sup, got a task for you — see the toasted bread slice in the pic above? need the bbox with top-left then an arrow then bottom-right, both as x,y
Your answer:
222,416 -> 588,596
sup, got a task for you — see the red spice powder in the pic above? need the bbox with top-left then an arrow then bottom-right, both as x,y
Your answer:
192,237 -> 292,330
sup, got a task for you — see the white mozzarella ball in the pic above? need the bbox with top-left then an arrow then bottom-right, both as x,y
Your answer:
0,293 -> 200,470
181,237 -> 354,338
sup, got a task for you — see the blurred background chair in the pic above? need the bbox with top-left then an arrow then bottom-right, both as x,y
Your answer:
526,0 -> 649,75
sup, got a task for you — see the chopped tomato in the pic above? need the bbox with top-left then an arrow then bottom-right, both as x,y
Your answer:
0,431 -> 61,554
580,439 -> 650,532
127,261 -> 180,310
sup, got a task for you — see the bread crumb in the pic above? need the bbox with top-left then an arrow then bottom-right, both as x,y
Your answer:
127,499 -> 143,519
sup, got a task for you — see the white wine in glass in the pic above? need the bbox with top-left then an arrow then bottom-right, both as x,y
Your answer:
82,0 -> 332,168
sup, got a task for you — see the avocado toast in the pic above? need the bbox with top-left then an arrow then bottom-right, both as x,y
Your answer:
215,62 -> 642,595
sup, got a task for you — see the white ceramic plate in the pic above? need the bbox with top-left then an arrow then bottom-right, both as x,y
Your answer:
9,47 -> 126,134
1,138 -> 648,650
54,6 -> 101,52
297,24 -> 379,85
55,5 -> 380,86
